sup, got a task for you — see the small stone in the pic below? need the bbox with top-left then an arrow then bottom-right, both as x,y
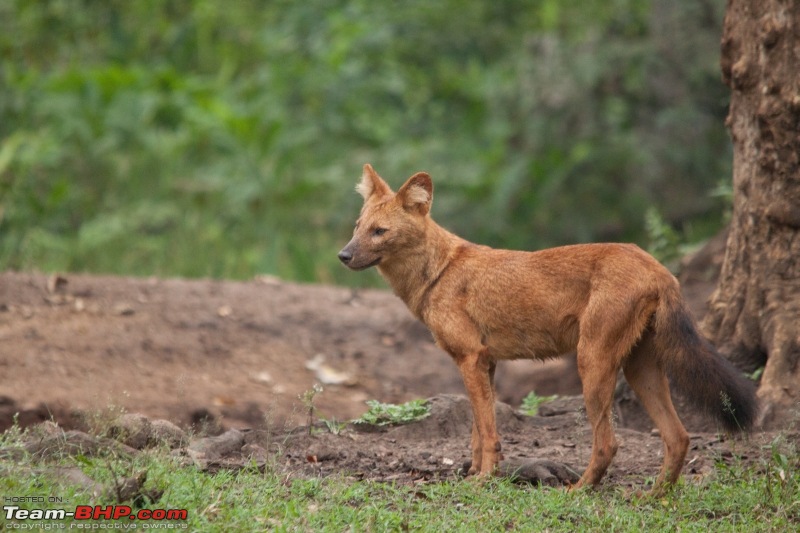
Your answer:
47,274 -> 68,294
114,303 -> 135,316
252,371 -> 273,385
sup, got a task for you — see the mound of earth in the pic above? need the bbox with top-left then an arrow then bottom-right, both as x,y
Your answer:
0,271 -> 583,433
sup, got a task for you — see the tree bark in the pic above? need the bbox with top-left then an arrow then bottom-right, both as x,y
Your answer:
704,0 -> 800,427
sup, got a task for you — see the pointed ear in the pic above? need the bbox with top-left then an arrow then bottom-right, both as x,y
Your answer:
397,172 -> 433,215
355,164 -> 392,201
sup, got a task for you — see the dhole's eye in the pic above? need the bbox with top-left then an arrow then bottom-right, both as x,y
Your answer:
372,227 -> 388,237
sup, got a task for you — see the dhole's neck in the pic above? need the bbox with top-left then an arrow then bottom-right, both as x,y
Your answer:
377,219 -> 465,318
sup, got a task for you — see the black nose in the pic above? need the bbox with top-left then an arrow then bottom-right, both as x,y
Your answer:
337,249 -> 353,264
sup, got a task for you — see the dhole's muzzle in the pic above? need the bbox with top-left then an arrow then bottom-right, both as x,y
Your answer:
337,241 -> 381,270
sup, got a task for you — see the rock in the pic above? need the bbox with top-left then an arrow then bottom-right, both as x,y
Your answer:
241,443 -> 270,470
51,467 -> 104,498
109,414 -> 152,449
113,302 -> 136,316
53,468 -> 157,504
251,370 -> 273,385
104,470 -> 149,503
107,414 -> 187,449
150,419 -> 188,448
190,408 -> 224,435
46,274 -> 68,294
187,429 -> 245,470
500,459 -> 581,487
24,430 -> 137,459
460,459 -> 581,487
537,396 -> 585,417
25,430 -> 99,458
305,354 -> 356,386
307,443 -> 340,462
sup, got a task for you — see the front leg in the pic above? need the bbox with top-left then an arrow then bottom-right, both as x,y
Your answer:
468,418 -> 482,475
457,351 -> 501,477
466,359 -> 498,475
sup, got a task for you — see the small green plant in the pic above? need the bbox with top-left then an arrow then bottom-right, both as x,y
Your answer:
353,399 -> 430,427
763,435 -> 797,506
710,178 -> 734,222
299,384 -> 324,435
645,206 -> 683,267
0,413 -> 22,446
719,391 -> 743,432
321,417 -> 347,436
520,391 -> 557,416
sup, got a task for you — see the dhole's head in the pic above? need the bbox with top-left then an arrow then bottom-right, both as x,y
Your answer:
338,164 -> 433,271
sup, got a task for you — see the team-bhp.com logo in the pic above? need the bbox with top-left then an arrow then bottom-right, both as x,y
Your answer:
4,504 -> 188,529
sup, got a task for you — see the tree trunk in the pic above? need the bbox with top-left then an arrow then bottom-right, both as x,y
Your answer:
704,0 -> 800,427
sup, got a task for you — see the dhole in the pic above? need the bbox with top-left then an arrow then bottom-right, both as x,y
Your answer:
338,164 -> 757,494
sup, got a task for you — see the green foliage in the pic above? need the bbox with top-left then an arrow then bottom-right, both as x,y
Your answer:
0,0 -> 731,284
520,392 -> 558,416
645,206 -> 684,266
710,178 -> 735,223
354,399 -> 431,426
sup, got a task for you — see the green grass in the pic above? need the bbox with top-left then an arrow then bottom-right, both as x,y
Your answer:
1,428 -> 797,532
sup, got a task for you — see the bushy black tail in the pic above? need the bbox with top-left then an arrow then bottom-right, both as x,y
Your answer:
653,292 -> 758,432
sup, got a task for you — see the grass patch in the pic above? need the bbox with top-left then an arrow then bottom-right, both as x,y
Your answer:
1,427 -> 798,531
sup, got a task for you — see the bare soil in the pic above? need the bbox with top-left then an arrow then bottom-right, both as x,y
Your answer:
0,271 -> 580,432
1,232 -> 793,486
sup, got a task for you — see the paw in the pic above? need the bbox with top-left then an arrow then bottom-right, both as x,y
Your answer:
460,460 -> 483,477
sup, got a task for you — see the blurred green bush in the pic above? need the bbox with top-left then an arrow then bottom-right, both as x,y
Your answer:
0,0 -> 730,286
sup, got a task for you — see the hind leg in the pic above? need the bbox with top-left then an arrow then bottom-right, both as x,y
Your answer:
623,331 -> 690,495
571,287 -> 660,490
573,344 -> 620,489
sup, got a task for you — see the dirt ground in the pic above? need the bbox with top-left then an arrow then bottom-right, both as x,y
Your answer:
2,231 -> 792,486
0,271 -> 583,433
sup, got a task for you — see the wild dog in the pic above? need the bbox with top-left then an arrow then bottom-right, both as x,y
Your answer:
338,164 -> 757,494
